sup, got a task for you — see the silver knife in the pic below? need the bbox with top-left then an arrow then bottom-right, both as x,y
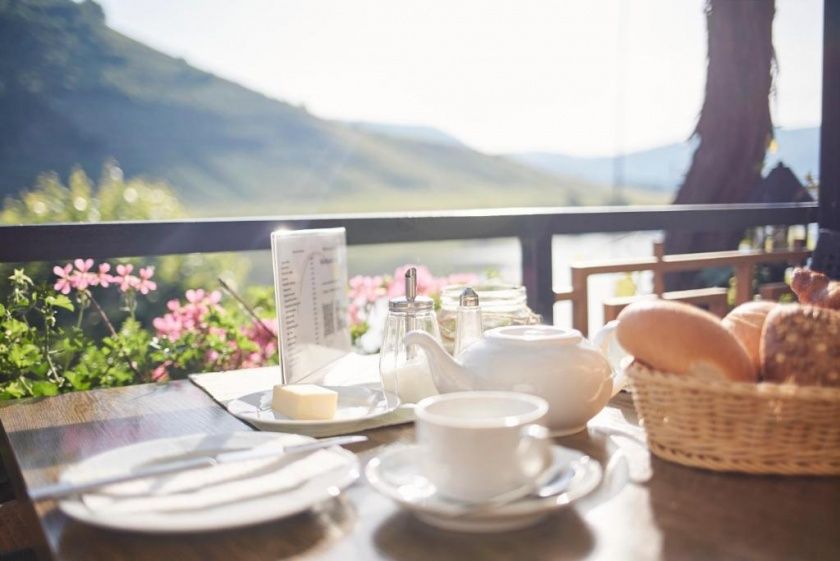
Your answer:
29,434 -> 367,502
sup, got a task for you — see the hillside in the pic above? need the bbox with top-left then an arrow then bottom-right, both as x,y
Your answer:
0,0 -> 633,215
347,122 -> 467,149
511,127 -> 820,193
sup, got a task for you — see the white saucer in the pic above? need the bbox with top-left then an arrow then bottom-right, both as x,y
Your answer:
227,384 -> 400,432
365,444 -> 602,533
57,432 -> 359,533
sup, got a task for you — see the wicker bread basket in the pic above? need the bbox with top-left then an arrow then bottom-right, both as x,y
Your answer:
628,362 -> 840,475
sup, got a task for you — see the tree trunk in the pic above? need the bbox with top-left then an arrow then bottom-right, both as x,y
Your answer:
665,0 -> 775,288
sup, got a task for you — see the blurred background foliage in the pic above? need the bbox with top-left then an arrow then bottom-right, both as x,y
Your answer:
0,161 -> 250,332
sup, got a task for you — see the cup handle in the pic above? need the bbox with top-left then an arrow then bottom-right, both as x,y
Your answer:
592,320 -> 629,397
517,424 -> 554,478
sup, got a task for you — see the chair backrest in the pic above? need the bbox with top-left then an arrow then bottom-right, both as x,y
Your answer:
811,229 -> 840,280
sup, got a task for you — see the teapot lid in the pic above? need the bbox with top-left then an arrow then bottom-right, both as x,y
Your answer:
485,325 -> 583,345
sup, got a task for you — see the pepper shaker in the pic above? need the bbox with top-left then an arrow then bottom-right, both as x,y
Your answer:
454,287 -> 483,356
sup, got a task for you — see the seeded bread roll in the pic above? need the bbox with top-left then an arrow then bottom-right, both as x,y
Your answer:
791,268 -> 840,310
760,305 -> 840,387
616,300 -> 757,382
722,300 -> 777,372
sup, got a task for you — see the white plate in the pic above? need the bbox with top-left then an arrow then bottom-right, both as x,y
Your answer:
227,384 -> 399,432
365,444 -> 602,533
58,432 -> 359,533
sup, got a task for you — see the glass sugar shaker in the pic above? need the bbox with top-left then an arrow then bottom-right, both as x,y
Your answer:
379,267 -> 442,404
454,287 -> 483,356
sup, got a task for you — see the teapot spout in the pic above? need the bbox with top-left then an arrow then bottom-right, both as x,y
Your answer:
404,330 -> 473,394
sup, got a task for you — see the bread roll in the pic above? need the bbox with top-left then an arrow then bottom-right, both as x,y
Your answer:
616,300 -> 757,382
761,305 -> 840,387
722,300 -> 777,372
791,268 -> 840,309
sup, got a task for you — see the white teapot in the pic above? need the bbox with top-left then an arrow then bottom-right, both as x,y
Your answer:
404,324 -> 626,435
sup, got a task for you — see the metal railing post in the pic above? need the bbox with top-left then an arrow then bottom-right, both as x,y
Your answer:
520,234 -> 554,324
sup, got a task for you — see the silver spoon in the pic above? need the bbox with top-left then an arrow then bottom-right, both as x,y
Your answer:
444,460 -> 577,516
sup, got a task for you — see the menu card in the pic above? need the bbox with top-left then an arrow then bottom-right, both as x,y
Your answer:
271,228 -> 351,384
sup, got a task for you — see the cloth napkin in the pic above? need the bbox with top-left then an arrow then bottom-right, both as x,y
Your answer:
81,437 -> 352,515
189,354 -> 415,437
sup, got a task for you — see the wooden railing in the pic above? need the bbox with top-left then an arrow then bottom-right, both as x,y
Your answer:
555,243 -> 811,335
0,202 -> 819,327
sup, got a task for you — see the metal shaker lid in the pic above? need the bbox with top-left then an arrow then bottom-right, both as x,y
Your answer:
459,287 -> 479,307
388,267 -> 434,313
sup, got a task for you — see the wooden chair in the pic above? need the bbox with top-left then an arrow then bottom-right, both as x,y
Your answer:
603,286 -> 729,323
758,282 -> 794,302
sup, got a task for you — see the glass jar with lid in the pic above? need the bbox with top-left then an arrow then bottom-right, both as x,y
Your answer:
437,284 -> 541,353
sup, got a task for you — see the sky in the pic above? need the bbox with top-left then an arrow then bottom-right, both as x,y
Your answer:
97,0 -> 823,157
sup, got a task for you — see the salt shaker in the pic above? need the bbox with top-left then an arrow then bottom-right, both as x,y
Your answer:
379,267 -> 441,403
454,287 -> 483,356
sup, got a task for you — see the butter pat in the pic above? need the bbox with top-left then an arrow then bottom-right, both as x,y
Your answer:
271,384 -> 338,420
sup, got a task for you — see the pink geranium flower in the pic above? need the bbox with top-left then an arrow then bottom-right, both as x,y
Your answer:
53,264 -> 74,294
349,275 -> 386,303
71,258 -> 97,290
243,318 -> 278,366
152,289 -> 224,340
96,263 -> 114,287
151,362 -> 170,382
151,288 -> 278,371
152,312 -> 182,339
135,267 -> 157,294
113,263 -> 139,292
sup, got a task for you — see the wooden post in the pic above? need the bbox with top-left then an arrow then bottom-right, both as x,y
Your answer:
734,263 -> 755,305
520,235 -> 554,324
571,268 -> 589,336
653,241 -> 666,296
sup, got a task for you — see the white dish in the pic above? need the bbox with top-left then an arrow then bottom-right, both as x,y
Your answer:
58,432 -> 359,533
365,444 -> 602,533
227,384 -> 399,431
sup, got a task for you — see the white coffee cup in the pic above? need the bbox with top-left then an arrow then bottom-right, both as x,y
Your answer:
414,391 -> 554,503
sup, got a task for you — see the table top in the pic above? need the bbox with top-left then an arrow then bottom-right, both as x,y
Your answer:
1,380 -> 839,561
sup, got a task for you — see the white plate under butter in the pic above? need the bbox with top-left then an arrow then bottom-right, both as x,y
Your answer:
365,444 -> 602,533
57,432 -> 359,533
227,384 -> 399,432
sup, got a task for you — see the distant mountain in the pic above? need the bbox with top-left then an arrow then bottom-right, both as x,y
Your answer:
511,127 -> 820,193
0,0 -> 629,214
347,122 -> 467,149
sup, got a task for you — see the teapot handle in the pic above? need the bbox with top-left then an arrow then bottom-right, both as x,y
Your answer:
591,321 -> 629,397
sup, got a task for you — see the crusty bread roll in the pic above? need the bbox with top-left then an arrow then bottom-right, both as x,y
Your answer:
722,300 -> 777,372
791,268 -> 840,310
761,304 -> 840,387
616,300 -> 757,382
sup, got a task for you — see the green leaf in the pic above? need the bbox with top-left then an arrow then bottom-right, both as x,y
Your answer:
65,370 -> 91,391
9,343 -> 39,369
1,381 -> 27,399
45,294 -> 74,312
0,380 -> 26,399
4,317 -> 30,338
31,381 -> 59,397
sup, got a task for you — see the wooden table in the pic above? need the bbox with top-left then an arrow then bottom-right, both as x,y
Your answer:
1,380 -> 838,561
